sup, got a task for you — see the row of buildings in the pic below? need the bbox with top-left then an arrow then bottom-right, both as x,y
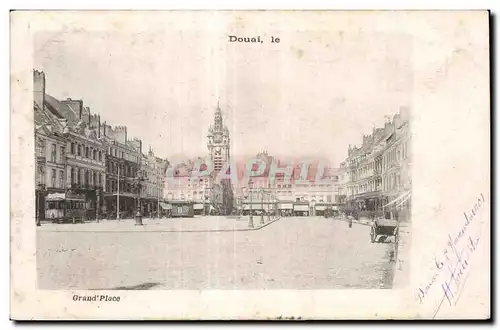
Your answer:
337,107 -> 412,221
34,70 -> 169,222
234,152 -> 341,216
163,103 -> 343,217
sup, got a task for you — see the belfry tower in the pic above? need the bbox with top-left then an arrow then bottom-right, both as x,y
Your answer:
207,101 -> 230,172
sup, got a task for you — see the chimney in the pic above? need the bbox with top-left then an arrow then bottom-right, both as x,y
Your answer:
33,70 -> 46,109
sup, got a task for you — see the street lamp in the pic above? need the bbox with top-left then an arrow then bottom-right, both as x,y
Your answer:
259,189 -> 265,225
248,180 -> 254,228
135,170 -> 145,226
203,187 -> 210,216
36,183 -> 45,227
274,195 -> 279,217
266,192 -> 271,222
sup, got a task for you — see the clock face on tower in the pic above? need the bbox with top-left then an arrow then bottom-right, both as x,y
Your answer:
215,146 -> 221,152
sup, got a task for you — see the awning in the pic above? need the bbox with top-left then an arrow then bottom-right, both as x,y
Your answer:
159,202 -> 172,210
46,193 -> 65,201
294,205 -> 309,211
279,203 -> 293,210
193,203 -> 204,210
316,205 -> 326,211
243,205 -> 264,210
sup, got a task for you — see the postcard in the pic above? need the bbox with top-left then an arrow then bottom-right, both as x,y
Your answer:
10,10 -> 490,320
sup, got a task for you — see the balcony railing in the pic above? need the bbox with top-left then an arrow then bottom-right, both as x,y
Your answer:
67,183 -> 104,190
67,153 -> 105,166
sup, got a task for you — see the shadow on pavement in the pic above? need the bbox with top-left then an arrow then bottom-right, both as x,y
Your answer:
109,282 -> 163,290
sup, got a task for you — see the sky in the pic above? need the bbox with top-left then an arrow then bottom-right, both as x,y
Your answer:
34,14 -> 412,167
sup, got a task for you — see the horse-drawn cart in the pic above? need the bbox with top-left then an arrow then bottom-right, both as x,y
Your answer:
370,218 -> 399,243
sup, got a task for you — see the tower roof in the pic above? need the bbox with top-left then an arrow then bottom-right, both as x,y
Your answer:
213,102 -> 224,131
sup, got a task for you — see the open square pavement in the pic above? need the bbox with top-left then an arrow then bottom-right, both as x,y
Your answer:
37,216 -> 396,290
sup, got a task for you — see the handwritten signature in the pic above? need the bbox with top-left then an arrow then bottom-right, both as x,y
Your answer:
413,193 -> 486,318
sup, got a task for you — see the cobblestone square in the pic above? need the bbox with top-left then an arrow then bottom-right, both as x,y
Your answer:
37,217 -> 395,290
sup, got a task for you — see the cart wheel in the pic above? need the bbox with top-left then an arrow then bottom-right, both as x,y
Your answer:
370,227 -> 376,243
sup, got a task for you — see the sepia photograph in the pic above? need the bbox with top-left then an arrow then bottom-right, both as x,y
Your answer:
10,10 -> 490,320
33,21 -> 412,292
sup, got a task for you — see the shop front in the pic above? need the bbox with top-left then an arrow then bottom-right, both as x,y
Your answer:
279,202 -> 294,217
242,203 -> 265,216
293,202 -> 309,216
104,192 -> 137,219
315,204 -> 327,217
193,203 -> 204,215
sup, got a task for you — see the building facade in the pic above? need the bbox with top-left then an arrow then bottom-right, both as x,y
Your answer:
165,160 -> 214,214
141,147 -> 169,217
100,124 -> 142,219
34,70 -> 106,222
341,107 -> 411,220
34,95 -> 68,221
236,152 -> 340,216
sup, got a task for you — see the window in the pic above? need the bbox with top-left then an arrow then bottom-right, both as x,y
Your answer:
93,149 -> 97,160
99,173 -> 102,185
70,167 -> 75,184
70,142 -> 75,154
51,169 -> 56,187
59,170 -> 64,188
51,143 -> 56,162
85,170 -> 89,185
77,144 -> 81,156
93,172 -> 97,185
36,138 -> 45,157
85,147 -> 89,158
99,151 -> 102,161
60,146 -> 65,162
77,169 -> 81,184
121,152 -> 124,159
